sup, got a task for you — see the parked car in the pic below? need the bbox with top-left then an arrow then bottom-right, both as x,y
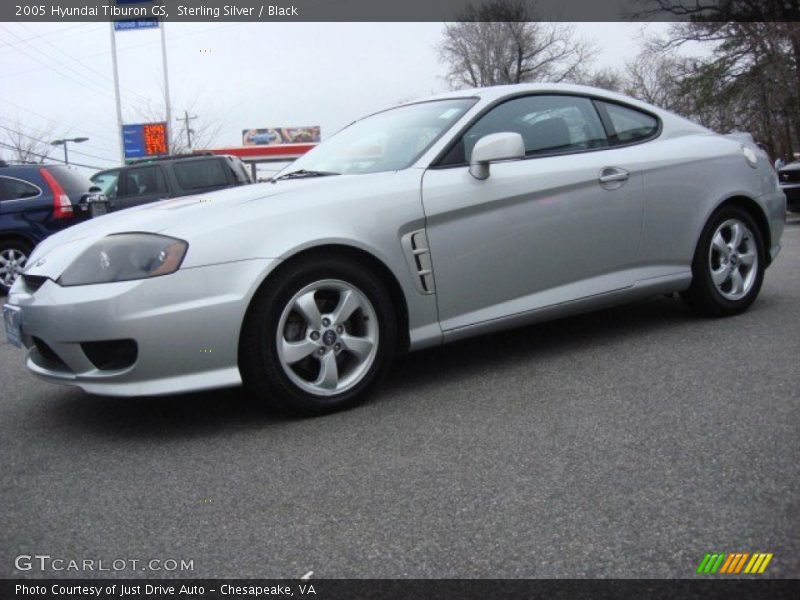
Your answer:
4,84 -> 785,414
0,161 -> 108,294
777,161 -> 800,212
91,153 -> 252,211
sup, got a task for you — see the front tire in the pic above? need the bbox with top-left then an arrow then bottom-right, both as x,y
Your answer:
239,256 -> 397,415
681,206 -> 765,317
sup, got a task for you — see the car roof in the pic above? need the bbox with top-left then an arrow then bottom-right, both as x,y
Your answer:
414,83 -> 669,114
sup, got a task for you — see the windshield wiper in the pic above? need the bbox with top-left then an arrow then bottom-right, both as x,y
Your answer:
270,169 -> 340,182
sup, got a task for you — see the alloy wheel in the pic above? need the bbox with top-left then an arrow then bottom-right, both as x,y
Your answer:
275,279 -> 379,396
0,248 -> 27,288
708,218 -> 758,301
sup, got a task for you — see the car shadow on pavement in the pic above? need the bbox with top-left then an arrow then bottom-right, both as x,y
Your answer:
385,294 -> 697,394
40,293 -> 739,437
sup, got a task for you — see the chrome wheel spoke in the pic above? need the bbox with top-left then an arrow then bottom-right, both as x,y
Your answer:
340,333 -> 374,361
711,265 -> 730,286
293,291 -> 322,329
281,338 -> 319,364
739,250 -> 756,266
712,232 -> 728,255
331,289 -> 361,324
729,222 -> 743,249
315,351 -> 339,390
729,268 -> 745,295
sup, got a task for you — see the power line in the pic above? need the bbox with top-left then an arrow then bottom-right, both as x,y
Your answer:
0,141 -> 103,170
0,25 -> 119,103
14,22 -> 154,106
0,102 -> 120,151
0,125 -> 118,164
0,23 -> 96,52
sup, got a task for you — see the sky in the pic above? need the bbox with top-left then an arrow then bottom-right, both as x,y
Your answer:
0,22 -> 671,176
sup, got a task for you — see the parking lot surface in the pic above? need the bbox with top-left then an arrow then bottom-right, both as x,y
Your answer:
2,218 -> 799,579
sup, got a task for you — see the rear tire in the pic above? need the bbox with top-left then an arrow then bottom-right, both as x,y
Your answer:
0,239 -> 32,295
239,256 -> 397,415
681,206 -> 765,317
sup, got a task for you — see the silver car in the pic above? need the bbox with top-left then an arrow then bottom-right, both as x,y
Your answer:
3,84 -> 786,414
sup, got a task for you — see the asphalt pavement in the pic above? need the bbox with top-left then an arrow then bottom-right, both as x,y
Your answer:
2,218 -> 799,579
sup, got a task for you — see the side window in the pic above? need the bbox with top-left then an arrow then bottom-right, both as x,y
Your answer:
440,95 -> 608,166
0,176 -> 41,201
122,166 -> 168,197
597,101 -> 659,145
173,159 -> 229,190
91,170 -> 120,199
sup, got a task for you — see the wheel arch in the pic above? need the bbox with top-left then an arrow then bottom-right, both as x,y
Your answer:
0,232 -> 36,250
239,243 -> 411,358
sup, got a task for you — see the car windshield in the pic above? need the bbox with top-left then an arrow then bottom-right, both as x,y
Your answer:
284,98 -> 477,176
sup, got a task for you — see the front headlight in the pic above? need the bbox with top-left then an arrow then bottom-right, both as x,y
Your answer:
59,233 -> 188,286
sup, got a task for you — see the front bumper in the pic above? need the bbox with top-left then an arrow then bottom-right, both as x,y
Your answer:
6,258 -> 277,396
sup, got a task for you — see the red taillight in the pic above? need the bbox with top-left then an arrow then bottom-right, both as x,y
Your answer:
39,168 -> 73,219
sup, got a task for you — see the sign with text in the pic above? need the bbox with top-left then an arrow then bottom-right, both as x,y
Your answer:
123,122 -> 168,160
114,18 -> 159,31
242,127 -> 321,146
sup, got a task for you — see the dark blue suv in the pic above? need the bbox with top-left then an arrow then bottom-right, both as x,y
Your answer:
0,161 -> 107,294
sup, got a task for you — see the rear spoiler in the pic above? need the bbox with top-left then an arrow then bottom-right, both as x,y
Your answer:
725,131 -> 755,144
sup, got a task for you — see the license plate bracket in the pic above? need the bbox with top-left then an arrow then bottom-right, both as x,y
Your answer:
90,201 -> 109,217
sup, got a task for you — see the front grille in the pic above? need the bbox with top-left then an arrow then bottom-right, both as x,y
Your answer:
22,274 -> 48,292
81,339 -> 138,371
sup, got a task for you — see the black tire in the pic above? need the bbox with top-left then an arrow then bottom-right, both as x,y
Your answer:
681,206 -> 765,317
0,238 -> 32,295
239,255 -> 397,415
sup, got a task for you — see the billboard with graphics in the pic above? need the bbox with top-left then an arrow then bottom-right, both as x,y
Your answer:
242,126 -> 321,146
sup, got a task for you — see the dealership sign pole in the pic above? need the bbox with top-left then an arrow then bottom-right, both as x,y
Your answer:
109,22 -> 125,162
110,0 -> 171,162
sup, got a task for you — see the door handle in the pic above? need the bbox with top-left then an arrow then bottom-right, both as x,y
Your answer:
598,167 -> 629,185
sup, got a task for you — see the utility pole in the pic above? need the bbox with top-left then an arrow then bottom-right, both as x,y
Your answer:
176,110 -> 197,151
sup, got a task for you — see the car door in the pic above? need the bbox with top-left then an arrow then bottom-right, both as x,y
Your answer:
421,94 -> 645,332
116,165 -> 169,210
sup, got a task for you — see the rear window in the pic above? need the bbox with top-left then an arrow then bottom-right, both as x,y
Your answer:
47,166 -> 93,194
598,102 -> 659,145
0,176 -> 41,201
173,159 -> 229,190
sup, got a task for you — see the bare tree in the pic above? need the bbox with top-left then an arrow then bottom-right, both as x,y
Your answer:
0,120 -> 59,164
438,0 -> 595,89
623,50 -> 692,112
577,67 -> 625,93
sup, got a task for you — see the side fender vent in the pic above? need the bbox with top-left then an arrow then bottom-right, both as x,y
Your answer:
401,229 -> 436,295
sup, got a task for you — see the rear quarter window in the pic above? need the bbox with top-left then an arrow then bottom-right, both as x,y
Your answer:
0,176 -> 41,201
173,160 -> 229,190
598,101 -> 659,145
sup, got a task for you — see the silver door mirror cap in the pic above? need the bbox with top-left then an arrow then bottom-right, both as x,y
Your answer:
469,132 -> 526,180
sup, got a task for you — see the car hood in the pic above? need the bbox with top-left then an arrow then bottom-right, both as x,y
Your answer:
24,171 -> 418,278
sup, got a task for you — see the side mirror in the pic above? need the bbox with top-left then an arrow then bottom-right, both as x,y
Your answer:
469,132 -> 525,180
89,185 -> 102,193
